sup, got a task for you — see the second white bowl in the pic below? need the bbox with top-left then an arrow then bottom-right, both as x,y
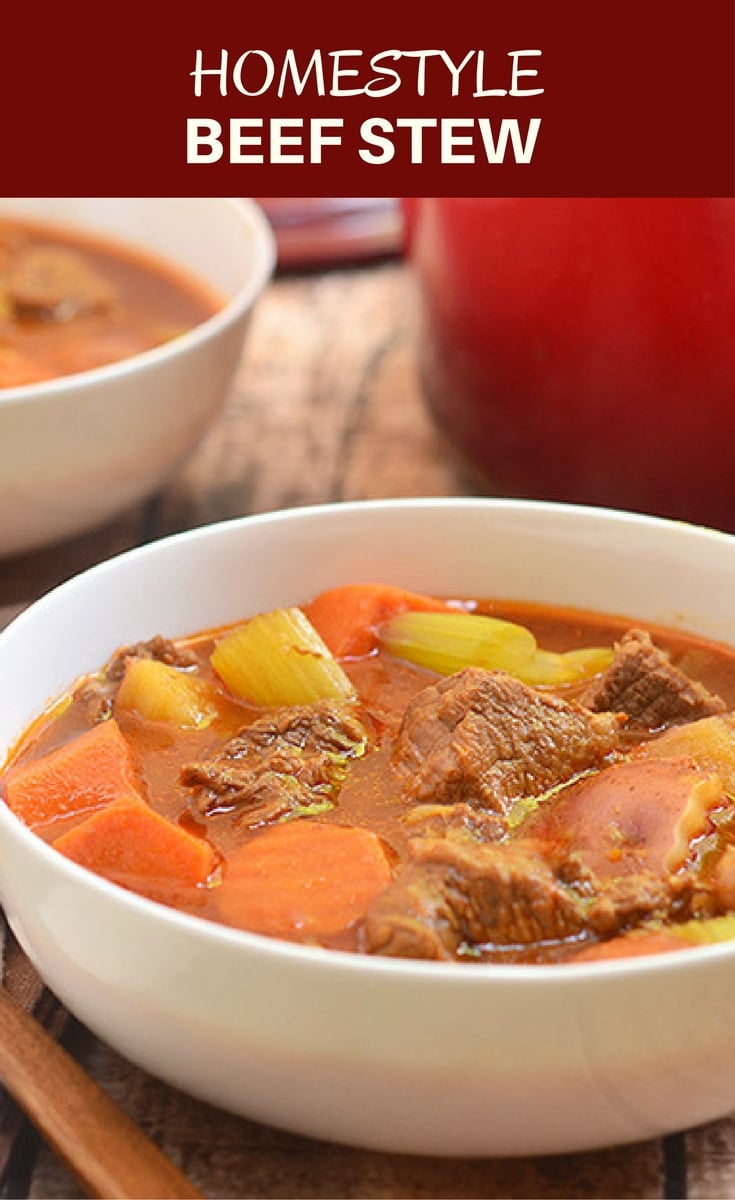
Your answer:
0,197 -> 275,557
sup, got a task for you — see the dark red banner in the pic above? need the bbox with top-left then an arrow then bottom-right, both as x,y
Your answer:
4,0 -> 734,196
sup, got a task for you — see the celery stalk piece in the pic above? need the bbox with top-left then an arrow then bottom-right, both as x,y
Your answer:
116,658 -> 218,730
379,611 -> 613,685
528,647 -> 615,685
379,611 -> 538,678
211,607 -> 357,707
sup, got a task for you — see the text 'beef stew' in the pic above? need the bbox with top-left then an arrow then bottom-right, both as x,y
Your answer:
5,583 -> 735,965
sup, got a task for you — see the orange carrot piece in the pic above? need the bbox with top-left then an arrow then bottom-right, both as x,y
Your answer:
53,793 -> 216,901
218,820 -> 392,939
572,931 -> 687,963
5,719 -> 140,829
302,584 -> 451,659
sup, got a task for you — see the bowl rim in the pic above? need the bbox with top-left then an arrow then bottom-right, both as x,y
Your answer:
3,495 -> 735,986
0,197 -> 276,406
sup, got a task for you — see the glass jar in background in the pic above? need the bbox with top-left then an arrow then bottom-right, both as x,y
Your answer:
403,198 -> 735,532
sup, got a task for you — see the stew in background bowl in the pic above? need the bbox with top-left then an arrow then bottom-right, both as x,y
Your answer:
0,198 -> 275,557
0,215 -> 220,388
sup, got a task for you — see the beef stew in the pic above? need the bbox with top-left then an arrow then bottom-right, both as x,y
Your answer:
0,217 -> 220,387
5,583 -> 735,966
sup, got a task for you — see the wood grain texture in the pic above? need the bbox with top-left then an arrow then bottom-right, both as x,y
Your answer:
0,989 -> 202,1200
156,263 -> 471,537
0,514 -> 143,610
2,257 -> 734,1198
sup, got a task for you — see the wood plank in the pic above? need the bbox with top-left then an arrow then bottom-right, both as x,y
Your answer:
156,263 -> 470,537
0,512 -> 145,610
686,1117 -> 735,1199
0,989 -> 203,1200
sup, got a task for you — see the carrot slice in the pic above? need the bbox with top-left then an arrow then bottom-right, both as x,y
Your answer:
53,793 -> 216,902
572,931 -> 687,963
302,584 -> 451,659
218,820 -> 392,939
5,719 -> 140,829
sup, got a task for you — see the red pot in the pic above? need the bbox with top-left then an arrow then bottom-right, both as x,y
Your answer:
404,198 -> 735,531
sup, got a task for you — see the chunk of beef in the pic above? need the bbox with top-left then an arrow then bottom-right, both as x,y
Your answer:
0,223 -> 23,273
181,701 -> 369,827
75,678 -> 114,723
4,246 -> 115,320
363,839 -> 596,960
582,628 -> 726,731
106,635 -> 198,681
587,870 -> 716,937
393,667 -> 624,813
363,836 -> 716,962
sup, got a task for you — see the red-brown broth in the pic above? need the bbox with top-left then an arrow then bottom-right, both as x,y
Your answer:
0,217 -> 221,387
5,597 -> 735,962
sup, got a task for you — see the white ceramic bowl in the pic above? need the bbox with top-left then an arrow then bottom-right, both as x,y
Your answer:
0,198 -> 275,558
2,498 -> 735,1158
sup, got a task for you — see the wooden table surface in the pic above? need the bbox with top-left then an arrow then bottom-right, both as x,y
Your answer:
2,253 -> 735,1199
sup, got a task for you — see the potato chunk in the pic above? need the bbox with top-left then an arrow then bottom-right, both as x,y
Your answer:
116,658 -> 218,730
637,714 -> 735,793
525,757 -> 725,877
